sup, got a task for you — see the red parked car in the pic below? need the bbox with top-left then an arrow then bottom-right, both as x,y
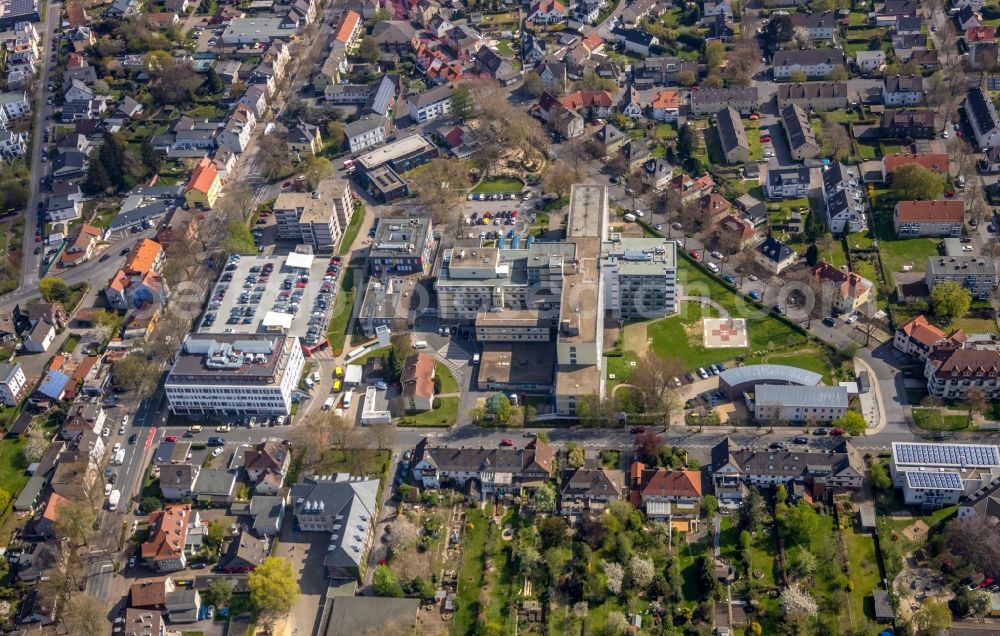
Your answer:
689,249 -> 700,259
499,439 -> 513,447
630,427 -> 645,434
829,428 -> 845,436
164,435 -> 177,442
760,135 -> 772,143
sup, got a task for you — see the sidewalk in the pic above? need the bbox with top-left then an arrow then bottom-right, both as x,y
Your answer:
855,357 -> 885,434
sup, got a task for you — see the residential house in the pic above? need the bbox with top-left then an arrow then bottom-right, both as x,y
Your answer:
526,0 -> 567,25
183,157 -> 222,209
216,104 -> 256,154
122,608 -> 165,636
715,106 -> 750,164
718,214 -> 759,249
700,193 -> 733,228
146,11 -> 178,29
735,193 -> 768,226
64,78 -> 94,103
401,352 -> 436,412
410,437 -> 554,497
219,531 -> 267,573
0,90 -> 30,119
855,50 -> 887,74
60,402 -> 106,441
475,47 -> 519,85
877,0 -> 918,24
595,123 -> 626,153
967,86 -> 1000,148
710,437 -> 864,506
159,464 -> 199,501
755,236 -> 797,274
812,261 -> 874,314
24,322 -> 55,353
632,56 -> 699,88
957,4 -> 980,30
981,146 -> 1000,173
372,20 -> 416,55
780,104 -> 820,160
236,85 -> 268,120
651,89 -> 680,121
620,139 -> 651,171
345,115 -> 388,153
164,589 -> 202,624
407,84 -> 453,123
925,255 -> 997,299
142,504 -> 197,572
286,122 -> 323,157
609,26 -> 659,56
630,463 -> 702,527
104,239 -> 167,311
51,150 -> 87,179
966,25 -> 996,42
559,468 -> 625,516
896,15 -> 923,34
0,130 -> 28,159
332,10 -> 362,51
893,200 -> 965,237
618,85 -> 643,118
666,172 -> 715,203
790,11 -> 838,39
894,314 -> 963,361
882,75 -> 924,106
879,109 -> 935,139
641,157 -> 673,190
820,162 -> 867,235
690,87 -> 758,115
776,82 -> 847,110
243,441 -> 290,495
248,495 -> 285,536
969,41 -> 999,71
290,474 -> 379,579
904,48 -> 940,71
0,362 -> 27,406
772,48 -> 846,79
538,61 -> 568,93
958,476 -> 1000,521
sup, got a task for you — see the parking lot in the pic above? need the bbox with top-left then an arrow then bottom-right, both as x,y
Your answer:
461,192 -> 538,243
197,252 -> 343,347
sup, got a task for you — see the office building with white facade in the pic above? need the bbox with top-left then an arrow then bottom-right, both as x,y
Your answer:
165,334 -> 305,416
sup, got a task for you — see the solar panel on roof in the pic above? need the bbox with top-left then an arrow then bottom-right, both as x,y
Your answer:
904,471 -> 964,490
894,443 -> 1000,467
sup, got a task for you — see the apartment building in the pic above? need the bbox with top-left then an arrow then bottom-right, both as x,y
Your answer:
821,162 -> 867,234
406,84 -> 453,123
776,81 -> 847,110
925,255 -> 997,299
890,442 -> 1000,508
882,75 -> 924,106
410,437 -> 554,497
164,334 -> 305,416
893,200 -> 965,237
715,106 -> 750,164
772,48 -> 846,79
924,346 -> 1000,400
273,179 -> 351,252
600,235 -> 677,321
781,104 -> 820,160
764,166 -> 811,199
893,314 -> 963,361
967,86 -> 1000,149
0,362 -> 27,407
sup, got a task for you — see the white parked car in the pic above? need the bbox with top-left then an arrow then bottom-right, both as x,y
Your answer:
102,428 -> 110,437
112,443 -> 122,454
845,313 -> 859,324
212,447 -> 225,458
707,262 -> 720,273
710,251 -> 724,260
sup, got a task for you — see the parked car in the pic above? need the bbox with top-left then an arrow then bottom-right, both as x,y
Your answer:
499,439 -> 513,447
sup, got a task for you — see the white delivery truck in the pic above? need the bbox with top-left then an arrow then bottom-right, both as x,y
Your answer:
323,396 -> 335,411
342,389 -> 354,408
108,489 -> 121,512
113,448 -> 126,465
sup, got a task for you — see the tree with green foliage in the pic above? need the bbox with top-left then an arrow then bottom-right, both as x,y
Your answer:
531,483 -> 556,512
205,520 -> 227,549
696,554 -> 720,598
737,488 -> 767,533
326,121 -> 345,151
39,277 -> 71,303
207,578 -> 233,608
539,516 -> 570,549
521,71 -> 543,97
833,411 -> 867,436
247,557 -> 299,618
566,443 -> 585,468
790,549 -> 817,577
891,163 -> 945,200
357,36 -> 380,63
410,576 -> 436,600
930,280 -> 972,323
223,221 -> 256,256
450,84 -> 474,120
868,459 -> 892,492
764,14 -> 794,46
778,501 -> 820,543
676,123 -> 696,160
83,155 -> 112,194
203,66 -> 223,95
912,599 -> 952,634
705,40 -> 726,70
701,494 -> 718,517
301,155 -> 334,189
373,565 -> 405,597
139,497 -> 162,513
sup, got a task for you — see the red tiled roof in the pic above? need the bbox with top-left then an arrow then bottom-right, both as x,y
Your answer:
898,315 -> 946,347
966,25 -> 996,42
334,10 -> 361,44
895,200 -> 965,223
933,348 -> 1000,378
637,466 -> 703,498
142,504 -> 191,564
185,157 -> 218,195
883,153 -> 949,175
402,353 -> 435,399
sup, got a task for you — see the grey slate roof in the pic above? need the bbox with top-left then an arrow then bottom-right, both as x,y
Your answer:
290,475 -> 378,573
754,384 -> 849,409
715,107 -> 749,157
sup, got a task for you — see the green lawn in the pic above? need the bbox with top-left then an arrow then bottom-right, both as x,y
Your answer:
742,349 -> 836,384
911,408 -> 970,431
337,203 -> 366,256
454,509 -> 488,635
314,449 -> 390,476
843,528 -> 881,622
950,317 -> 999,335
871,210 -> 939,282
434,363 -> 460,393
326,260 -> 360,356
401,397 -> 459,426
0,437 -> 29,504
471,177 -> 524,194
496,39 -> 515,56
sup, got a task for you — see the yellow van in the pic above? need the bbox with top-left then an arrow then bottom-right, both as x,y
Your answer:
333,379 -> 342,392
334,366 -> 344,378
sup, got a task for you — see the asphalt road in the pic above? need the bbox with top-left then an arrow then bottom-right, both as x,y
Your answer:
18,0 -> 61,292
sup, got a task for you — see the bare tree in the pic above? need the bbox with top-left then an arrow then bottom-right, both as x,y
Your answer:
368,422 -> 395,452
630,351 -> 685,422
820,120 -> 852,162
408,157 -> 471,237
61,594 -> 106,636
542,160 -> 580,199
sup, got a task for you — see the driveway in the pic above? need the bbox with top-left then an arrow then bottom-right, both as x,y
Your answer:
274,527 -> 333,636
